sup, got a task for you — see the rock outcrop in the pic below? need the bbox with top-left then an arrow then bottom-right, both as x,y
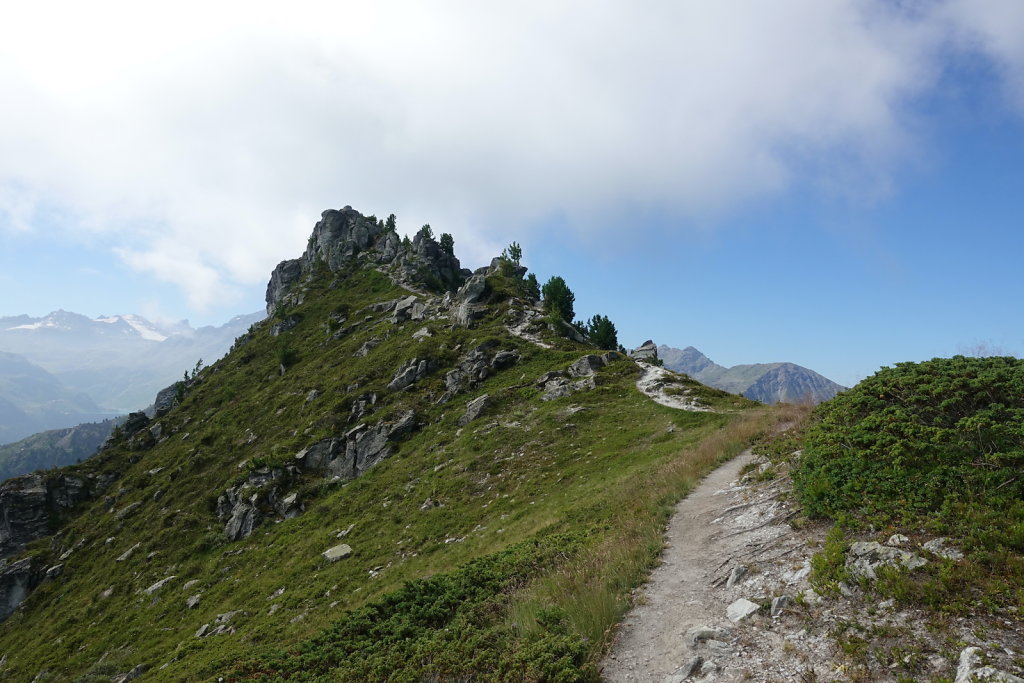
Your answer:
0,557 -> 43,622
216,467 -> 300,541
629,340 -> 658,361
0,472 -> 112,559
296,411 -> 418,481
266,207 -> 464,316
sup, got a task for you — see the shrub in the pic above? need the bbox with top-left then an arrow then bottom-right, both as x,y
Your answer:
795,355 -> 1024,534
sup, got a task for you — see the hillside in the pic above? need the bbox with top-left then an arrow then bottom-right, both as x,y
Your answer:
0,208 -> 785,681
0,419 -> 118,482
0,352 -> 114,444
659,344 -> 845,404
0,310 -> 263,414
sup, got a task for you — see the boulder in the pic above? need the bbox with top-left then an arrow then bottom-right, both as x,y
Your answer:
391,296 -> 419,324
322,544 -> 352,562
726,598 -> 760,622
630,340 -> 659,361
457,274 -> 487,304
459,395 -> 491,426
153,383 -> 179,418
567,354 -> 605,378
388,358 -> 435,392
922,537 -> 964,560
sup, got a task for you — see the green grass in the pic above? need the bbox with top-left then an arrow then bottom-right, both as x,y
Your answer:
0,265 -> 786,681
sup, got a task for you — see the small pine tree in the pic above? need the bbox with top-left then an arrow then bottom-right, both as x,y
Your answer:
385,214 -> 397,232
541,276 -> 575,323
523,273 -> 541,300
585,314 -> 618,350
439,233 -> 455,256
417,224 -> 434,241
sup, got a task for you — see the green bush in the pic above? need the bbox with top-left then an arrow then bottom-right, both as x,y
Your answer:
795,355 -> 1024,538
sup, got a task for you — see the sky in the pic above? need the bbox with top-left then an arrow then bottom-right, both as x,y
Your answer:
1,1 -> 1023,388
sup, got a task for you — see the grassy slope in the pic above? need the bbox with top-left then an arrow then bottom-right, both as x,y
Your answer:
0,265 -> 783,681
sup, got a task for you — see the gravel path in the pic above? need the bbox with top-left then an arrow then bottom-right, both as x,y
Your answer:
600,447 -> 831,682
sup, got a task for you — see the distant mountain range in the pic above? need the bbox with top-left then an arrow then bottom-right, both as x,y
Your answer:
658,345 -> 845,404
0,310 -> 263,443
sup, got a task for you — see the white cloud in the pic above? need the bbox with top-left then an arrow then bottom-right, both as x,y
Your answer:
0,1 -> 1022,310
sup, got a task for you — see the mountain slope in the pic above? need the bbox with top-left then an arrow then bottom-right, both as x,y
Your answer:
659,344 -> 845,404
0,207 -> 784,681
0,419 -> 118,481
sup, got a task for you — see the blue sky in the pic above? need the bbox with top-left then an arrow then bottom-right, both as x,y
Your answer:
1,2 -> 1023,388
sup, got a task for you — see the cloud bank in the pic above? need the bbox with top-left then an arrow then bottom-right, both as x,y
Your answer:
1,1 -> 1023,309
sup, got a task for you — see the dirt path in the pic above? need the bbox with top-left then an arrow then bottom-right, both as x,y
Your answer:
600,448 -> 831,682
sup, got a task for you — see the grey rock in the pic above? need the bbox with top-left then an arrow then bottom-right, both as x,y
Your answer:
186,594 -> 200,609
116,542 -> 142,562
664,656 -> 703,682
354,338 -> 380,358
491,350 -> 519,370
886,533 -> 910,546
630,339 -> 659,361
269,315 -> 300,336
412,327 -> 433,341
457,274 -> 487,303
459,394 -> 491,426
0,472 -> 107,560
846,541 -> 927,580
955,646 -> 1024,683
112,664 -> 149,683
391,295 -> 419,324
266,207 -> 463,316
726,565 -> 748,588
726,598 -> 760,622
0,557 -> 42,622
388,358 -> 435,392
153,383 -> 180,418
298,411 -> 418,481
922,537 -> 964,560
567,354 -> 605,378
143,575 -> 176,594
323,543 -> 352,562
687,625 -> 729,647
454,302 -> 486,327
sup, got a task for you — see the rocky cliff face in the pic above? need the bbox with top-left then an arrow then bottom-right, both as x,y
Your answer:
659,345 -> 844,404
267,207 -> 465,316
